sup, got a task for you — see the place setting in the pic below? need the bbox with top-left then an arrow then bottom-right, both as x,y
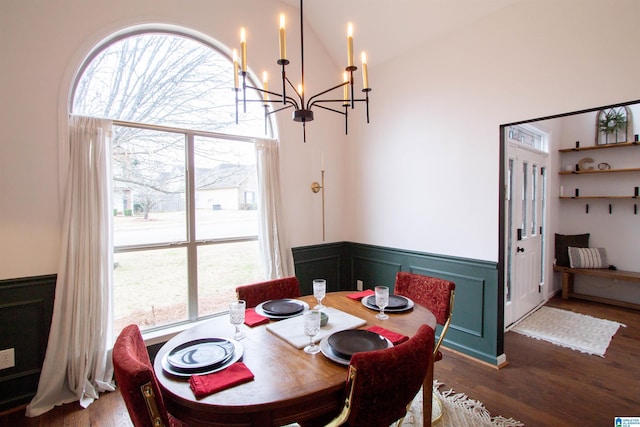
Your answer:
253,278 -> 324,320
361,285 -> 414,317
318,328 -> 393,364
160,299 -> 260,398
161,300 -> 250,378
160,336 -> 244,378
254,298 -> 309,319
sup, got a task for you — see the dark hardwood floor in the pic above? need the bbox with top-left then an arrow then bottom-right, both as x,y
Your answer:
436,295 -> 640,426
2,295 -> 638,426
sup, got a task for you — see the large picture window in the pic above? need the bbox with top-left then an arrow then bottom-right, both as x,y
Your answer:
72,30 -> 268,334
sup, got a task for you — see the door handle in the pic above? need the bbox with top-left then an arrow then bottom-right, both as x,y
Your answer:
517,247 -> 525,253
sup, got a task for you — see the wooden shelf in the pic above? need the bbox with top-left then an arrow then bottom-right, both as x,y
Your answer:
559,142 -> 639,205
559,167 -> 640,175
559,141 -> 639,152
559,196 -> 639,200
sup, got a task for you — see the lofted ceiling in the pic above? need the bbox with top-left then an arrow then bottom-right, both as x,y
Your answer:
278,0 -> 521,67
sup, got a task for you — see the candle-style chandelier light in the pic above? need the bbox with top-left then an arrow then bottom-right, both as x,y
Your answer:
233,0 -> 371,142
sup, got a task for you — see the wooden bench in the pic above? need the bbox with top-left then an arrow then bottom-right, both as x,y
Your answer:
553,265 -> 640,310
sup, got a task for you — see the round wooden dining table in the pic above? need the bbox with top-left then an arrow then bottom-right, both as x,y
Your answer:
153,291 -> 437,427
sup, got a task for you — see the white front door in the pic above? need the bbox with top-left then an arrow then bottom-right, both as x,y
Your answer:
505,143 -> 547,327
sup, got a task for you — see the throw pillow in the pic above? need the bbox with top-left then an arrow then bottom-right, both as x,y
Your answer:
568,247 -> 608,269
554,233 -> 590,267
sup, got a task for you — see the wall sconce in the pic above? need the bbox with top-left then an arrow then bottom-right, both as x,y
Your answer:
311,169 -> 325,241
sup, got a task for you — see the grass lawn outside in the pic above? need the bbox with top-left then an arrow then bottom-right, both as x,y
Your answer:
112,209 -> 264,335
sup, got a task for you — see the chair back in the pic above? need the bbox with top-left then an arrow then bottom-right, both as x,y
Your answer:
113,324 -> 172,427
329,324 -> 434,427
235,276 -> 301,308
394,272 -> 455,357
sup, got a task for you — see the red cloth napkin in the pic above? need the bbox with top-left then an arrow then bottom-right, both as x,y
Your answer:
346,289 -> 375,300
244,308 -> 269,327
366,325 -> 409,345
189,362 -> 255,399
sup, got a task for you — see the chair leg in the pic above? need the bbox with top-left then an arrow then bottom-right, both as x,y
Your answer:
431,391 -> 443,424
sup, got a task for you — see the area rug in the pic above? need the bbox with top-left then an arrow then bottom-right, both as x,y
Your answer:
283,381 -> 523,427
511,306 -> 625,357
402,382 -> 524,427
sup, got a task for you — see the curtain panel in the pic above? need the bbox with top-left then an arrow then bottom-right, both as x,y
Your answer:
255,138 -> 294,279
26,116 -> 114,416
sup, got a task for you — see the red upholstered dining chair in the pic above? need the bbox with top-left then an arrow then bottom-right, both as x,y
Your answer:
394,272 -> 455,423
113,324 -> 187,427
235,276 -> 301,308
394,272 -> 455,362
325,324 -> 435,427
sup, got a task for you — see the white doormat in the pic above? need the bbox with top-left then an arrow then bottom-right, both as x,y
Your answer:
511,306 -> 625,357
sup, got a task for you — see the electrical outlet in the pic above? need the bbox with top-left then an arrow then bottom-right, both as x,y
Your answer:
0,348 -> 15,370
356,280 -> 363,291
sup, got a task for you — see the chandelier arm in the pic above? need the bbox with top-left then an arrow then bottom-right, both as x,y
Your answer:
309,98 -> 350,110
284,77 -> 303,102
310,103 -> 347,116
243,98 -> 300,111
244,84 -> 300,109
306,82 -> 349,109
267,104 -> 294,116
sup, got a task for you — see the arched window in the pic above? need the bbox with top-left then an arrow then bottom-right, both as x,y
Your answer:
72,29 -> 271,335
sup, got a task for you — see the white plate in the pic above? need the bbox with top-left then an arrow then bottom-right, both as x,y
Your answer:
319,334 -> 393,365
361,295 -> 414,313
161,338 -> 244,377
255,299 -> 309,319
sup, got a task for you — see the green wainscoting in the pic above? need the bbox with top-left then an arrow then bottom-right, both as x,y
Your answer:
290,242 -> 350,294
0,244 -> 502,413
0,275 -> 56,412
292,242 -> 503,365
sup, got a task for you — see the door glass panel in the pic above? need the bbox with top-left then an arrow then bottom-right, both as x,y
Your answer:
540,166 -> 547,282
506,158 -> 514,303
521,161 -> 528,238
531,164 -> 537,235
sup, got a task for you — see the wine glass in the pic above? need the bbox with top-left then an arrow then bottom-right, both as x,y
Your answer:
313,279 -> 326,309
374,286 -> 389,320
303,310 -> 321,354
229,300 -> 246,340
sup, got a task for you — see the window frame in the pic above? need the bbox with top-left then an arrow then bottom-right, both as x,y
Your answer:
112,120 -> 263,332
68,27 -> 276,335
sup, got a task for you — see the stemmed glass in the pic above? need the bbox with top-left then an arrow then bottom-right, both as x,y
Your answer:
303,310 -> 321,354
313,279 -> 326,309
374,286 -> 389,320
229,300 -> 246,340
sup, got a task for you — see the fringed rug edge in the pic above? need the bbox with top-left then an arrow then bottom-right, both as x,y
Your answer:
434,380 -> 525,427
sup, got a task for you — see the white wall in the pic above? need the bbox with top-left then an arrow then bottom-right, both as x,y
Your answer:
345,0 -> 640,266
2,0 -> 640,282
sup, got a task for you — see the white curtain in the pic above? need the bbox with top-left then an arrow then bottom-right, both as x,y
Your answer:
255,138 -> 294,279
26,116 -> 115,417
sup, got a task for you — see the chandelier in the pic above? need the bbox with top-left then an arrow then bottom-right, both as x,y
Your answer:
233,0 -> 371,142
